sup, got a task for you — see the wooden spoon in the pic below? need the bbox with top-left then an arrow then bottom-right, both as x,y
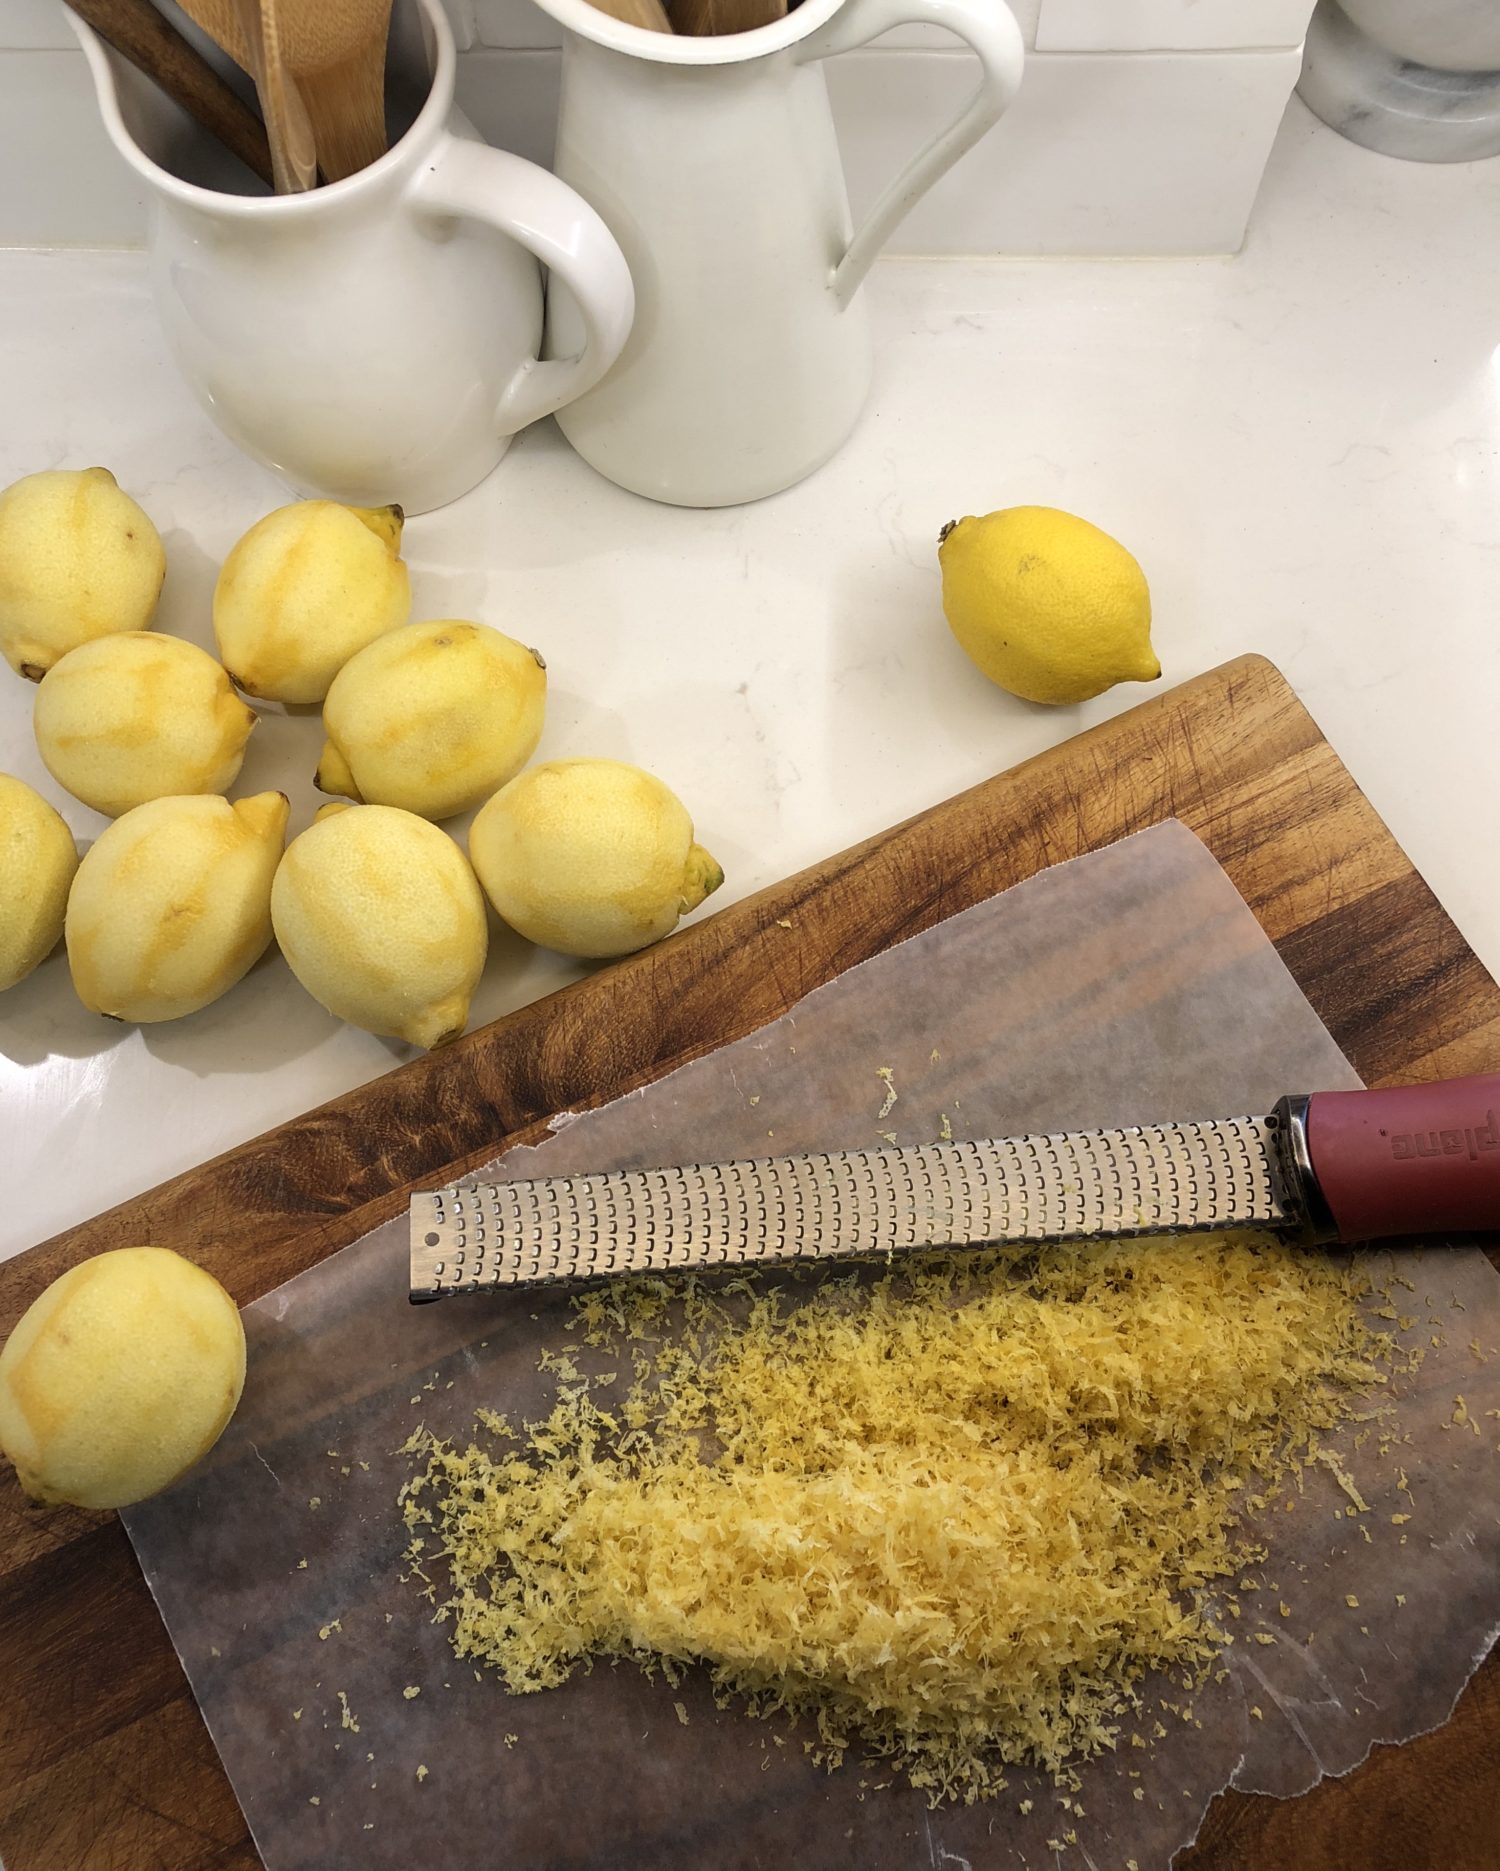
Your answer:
68,0 -> 274,186
667,0 -> 785,32
274,0 -> 393,181
177,0 -> 316,189
188,0 -> 390,181
587,0 -> 675,30
249,0 -> 317,189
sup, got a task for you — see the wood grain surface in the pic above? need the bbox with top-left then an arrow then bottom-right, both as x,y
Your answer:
2,653 -> 1497,1870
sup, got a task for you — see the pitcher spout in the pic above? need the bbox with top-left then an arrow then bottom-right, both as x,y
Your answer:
67,4 -> 273,202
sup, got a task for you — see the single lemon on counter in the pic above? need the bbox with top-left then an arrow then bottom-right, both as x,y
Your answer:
317,619 -> 546,820
0,773 -> 78,991
468,758 -> 723,960
271,802 -> 488,1048
66,791 -> 288,1022
213,500 -> 411,704
938,506 -> 1159,705
0,467 -> 166,680
0,1246 -> 245,1510
34,632 -> 258,818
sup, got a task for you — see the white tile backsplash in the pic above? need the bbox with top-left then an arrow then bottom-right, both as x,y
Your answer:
468,0 -> 1042,49
441,0 -> 480,49
453,47 -> 561,164
1036,0 -> 1316,52
0,51 -> 148,244
0,0 -> 482,50
0,0 -> 1307,54
0,27 -> 1302,258
471,0 -> 564,50
829,44 -> 1303,254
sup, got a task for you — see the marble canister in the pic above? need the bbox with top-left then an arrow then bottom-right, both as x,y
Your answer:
1298,0 -> 1500,160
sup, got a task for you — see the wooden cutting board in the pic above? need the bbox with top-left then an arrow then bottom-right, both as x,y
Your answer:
2,653 -> 1497,1871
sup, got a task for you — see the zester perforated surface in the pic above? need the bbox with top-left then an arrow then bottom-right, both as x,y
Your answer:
409,1116 -> 1287,1296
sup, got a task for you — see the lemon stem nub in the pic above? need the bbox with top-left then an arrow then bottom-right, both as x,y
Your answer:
349,503 -> 405,552
405,994 -> 473,1051
315,740 -> 362,802
681,844 -> 725,914
231,790 -> 291,844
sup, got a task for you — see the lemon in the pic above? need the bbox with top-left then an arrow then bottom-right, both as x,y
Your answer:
66,791 -> 288,1022
468,758 -> 723,960
0,1246 -> 245,1509
938,506 -> 1159,705
213,500 -> 411,704
0,773 -> 78,991
34,632 -> 258,818
317,619 -> 546,820
0,467 -> 166,680
271,802 -> 488,1048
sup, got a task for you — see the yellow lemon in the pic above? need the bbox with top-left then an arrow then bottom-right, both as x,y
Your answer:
66,791 -> 288,1022
939,506 -> 1159,705
0,467 -> 166,680
34,632 -> 258,817
213,500 -> 411,704
270,802 -> 488,1048
468,758 -> 723,960
0,1246 -> 245,1510
0,773 -> 78,991
317,619 -> 546,820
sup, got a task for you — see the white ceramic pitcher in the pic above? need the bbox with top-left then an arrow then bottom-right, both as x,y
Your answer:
538,0 -> 1024,508
69,0 -> 634,513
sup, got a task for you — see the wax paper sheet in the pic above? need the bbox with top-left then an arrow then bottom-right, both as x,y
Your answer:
122,821 -> 1500,1871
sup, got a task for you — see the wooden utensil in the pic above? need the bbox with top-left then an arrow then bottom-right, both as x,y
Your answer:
177,0 -> 317,189
668,0 -> 785,34
66,0 -> 274,186
278,0 -> 393,181
181,0 -> 390,180
586,0 -> 675,32
4,655 -> 1499,1867
250,0 -> 318,190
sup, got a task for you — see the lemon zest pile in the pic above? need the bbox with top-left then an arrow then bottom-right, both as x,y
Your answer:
399,1234 -> 1384,1803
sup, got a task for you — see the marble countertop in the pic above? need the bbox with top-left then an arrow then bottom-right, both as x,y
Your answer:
2,100 -> 1498,1263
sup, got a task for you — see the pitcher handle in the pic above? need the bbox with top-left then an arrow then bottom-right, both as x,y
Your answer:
795,0 -> 1024,310
408,136 -> 635,435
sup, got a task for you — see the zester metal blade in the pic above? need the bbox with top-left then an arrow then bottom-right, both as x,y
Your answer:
409,1114 -> 1295,1299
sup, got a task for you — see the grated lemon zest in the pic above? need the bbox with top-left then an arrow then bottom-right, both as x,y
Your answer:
400,1234 -> 1384,1803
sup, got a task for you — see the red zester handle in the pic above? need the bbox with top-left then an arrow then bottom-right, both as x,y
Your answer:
1305,1074 -> 1500,1243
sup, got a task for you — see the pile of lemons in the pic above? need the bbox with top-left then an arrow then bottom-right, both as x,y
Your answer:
0,468 -> 733,1516
0,468 -> 723,1047
0,471 -> 1160,1518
